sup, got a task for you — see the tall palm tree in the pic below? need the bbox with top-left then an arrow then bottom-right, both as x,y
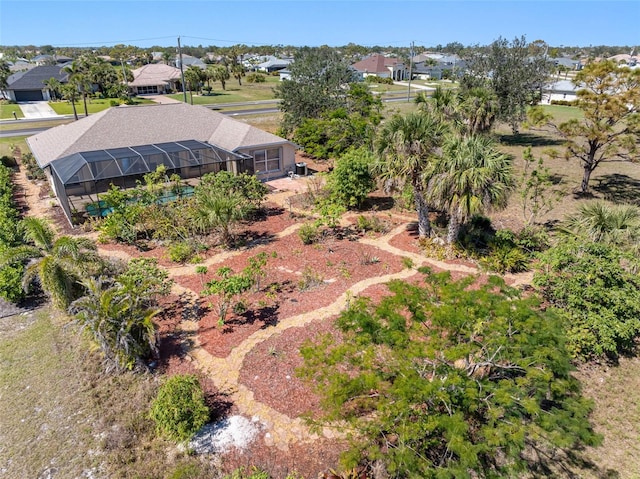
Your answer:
427,135 -> 515,244
61,83 -> 79,120
184,66 -> 204,104
63,60 -> 91,117
561,201 -> 640,247
0,217 -> 102,309
70,277 -> 158,373
375,111 -> 447,237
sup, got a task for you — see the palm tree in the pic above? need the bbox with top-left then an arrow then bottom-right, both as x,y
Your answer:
231,63 -> 246,86
427,135 -> 515,244
561,202 -> 640,247
69,277 -> 158,373
0,217 -> 103,309
61,83 -> 79,120
375,111 -> 447,238
63,60 -> 91,117
184,66 -> 203,104
457,87 -> 498,135
191,189 -> 248,247
43,77 -> 62,101
207,64 -> 230,91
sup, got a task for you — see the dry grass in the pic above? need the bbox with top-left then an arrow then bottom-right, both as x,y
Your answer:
572,357 -> 640,478
491,106 -> 640,231
0,136 -> 28,158
0,309 -> 218,479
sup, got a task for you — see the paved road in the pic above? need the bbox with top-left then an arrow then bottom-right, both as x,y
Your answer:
0,94 -> 421,138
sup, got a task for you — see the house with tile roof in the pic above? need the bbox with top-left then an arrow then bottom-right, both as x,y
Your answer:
27,103 -> 297,225
351,54 -> 409,81
130,63 -> 183,95
3,65 -> 68,102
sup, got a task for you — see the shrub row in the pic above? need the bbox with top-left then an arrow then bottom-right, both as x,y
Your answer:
0,164 -> 25,302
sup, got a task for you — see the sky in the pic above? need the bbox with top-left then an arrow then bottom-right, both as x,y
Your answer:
0,1 -> 638,49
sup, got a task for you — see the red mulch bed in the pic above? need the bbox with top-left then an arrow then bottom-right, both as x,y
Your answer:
178,231 -> 406,358
222,436 -> 347,479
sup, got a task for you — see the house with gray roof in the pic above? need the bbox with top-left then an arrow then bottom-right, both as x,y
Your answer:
27,103 -> 297,225
3,65 -> 68,102
175,54 -> 207,70
542,79 -> 580,104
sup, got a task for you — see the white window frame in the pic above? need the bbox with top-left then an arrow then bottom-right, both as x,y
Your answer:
253,147 -> 281,174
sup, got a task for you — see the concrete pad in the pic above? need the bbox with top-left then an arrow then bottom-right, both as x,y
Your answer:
142,94 -> 182,104
19,101 -> 60,119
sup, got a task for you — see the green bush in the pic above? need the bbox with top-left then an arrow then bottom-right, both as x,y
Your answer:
356,214 -> 387,234
298,222 -> 319,245
0,155 -> 16,167
365,75 -> 393,84
149,374 -> 209,442
168,241 -> 195,263
326,148 -> 375,209
550,99 -> 576,106
534,240 -> 640,360
246,73 -> 266,83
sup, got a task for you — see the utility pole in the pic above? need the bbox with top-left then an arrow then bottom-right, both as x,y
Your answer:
177,36 -> 187,103
407,41 -> 414,102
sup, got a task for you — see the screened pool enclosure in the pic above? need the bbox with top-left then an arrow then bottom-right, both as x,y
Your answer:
48,139 -> 253,225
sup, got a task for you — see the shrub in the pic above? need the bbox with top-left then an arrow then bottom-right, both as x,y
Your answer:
550,99 -> 576,106
298,222 -> 319,245
298,265 -> 324,291
168,241 -> 195,263
246,73 -> 266,83
0,155 -> 16,167
326,148 -> 375,209
534,240 -> 640,359
356,214 -> 387,234
149,374 -> 209,442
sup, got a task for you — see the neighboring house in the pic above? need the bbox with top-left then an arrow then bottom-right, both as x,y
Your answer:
542,79 -> 580,104
32,54 -> 73,66
351,54 -> 409,81
129,63 -> 182,95
254,56 -> 292,73
552,57 -> 582,71
175,54 -> 207,70
26,103 -> 297,225
3,65 -> 67,102
8,59 -> 36,72
278,69 -> 292,81
413,54 -> 466,80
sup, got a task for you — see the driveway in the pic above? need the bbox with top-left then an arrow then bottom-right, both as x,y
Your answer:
141,94 -> 182,105
18,101 -> 60,119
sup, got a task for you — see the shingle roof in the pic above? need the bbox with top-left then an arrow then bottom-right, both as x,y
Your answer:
27,103 -> 292,168
352,54 -> 402,73
130,63 -> 182,87
6,65 -> 67,90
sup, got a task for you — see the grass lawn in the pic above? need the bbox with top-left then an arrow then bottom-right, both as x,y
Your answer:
0,102 -> 24,119
169,76 -> 280,105
0,136 -> 28,158
0,309 -> 215,479
48,97 -> 154,115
